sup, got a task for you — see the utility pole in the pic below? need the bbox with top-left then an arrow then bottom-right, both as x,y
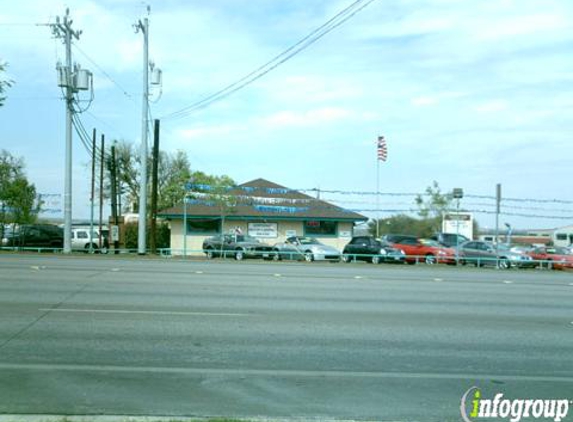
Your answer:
89,128 -> 96,254
150,119 -> 160,254
135,15 -> 149,255
51,9 -> 82,254
110,143 -> 118,253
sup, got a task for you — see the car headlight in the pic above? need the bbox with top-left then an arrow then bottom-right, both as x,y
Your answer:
379,249 -> 387,255
400,249 -> 405,255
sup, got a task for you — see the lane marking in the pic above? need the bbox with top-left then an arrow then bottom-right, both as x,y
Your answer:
195,271 -> 204,274
38,308 -> 256,317
0,362 -> 572,383
274,274 -> 282,277
433,278 -> 443,282
503,280 -> 514,284
354,276 -> 363,279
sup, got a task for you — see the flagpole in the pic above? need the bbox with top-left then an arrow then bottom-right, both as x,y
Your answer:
376,156 -> 380,238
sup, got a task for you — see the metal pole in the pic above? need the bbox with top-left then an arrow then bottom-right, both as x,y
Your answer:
137,17 -> 149,255
495,183 -> 501,265
376,158 -> 380,238
455,198 -> 460,263
99,134 -> 105,250
63,14 -> 73,254
183,194 -> 187,257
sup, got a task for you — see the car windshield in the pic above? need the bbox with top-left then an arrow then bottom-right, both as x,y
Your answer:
234,235 -> 259,243
297,237 -> 320,245
419,239 -> 441,247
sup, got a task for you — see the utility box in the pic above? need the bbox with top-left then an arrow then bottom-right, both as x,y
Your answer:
74,69 -> 92,91
56,64 -> 69,88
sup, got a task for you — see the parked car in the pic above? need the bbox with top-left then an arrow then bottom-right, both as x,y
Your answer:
272,236 -> 340,262
457,241 -> 534,269
430,232 -> 470,248
202,234 -> 274,260
71,227 -> 109,253
341,236 -> 405,264
1,224 -> 63,250
384,235 -> 457,265
528,246 -> 573,270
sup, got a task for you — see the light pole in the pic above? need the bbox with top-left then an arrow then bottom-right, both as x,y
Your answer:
452,188 -> 463,263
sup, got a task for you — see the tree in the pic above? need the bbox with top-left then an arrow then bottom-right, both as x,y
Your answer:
0,150 -> 39,230
415,181 -> 453,220
0,61 -> 14,107
112,140 -> 235,213
369,214 -> 436,238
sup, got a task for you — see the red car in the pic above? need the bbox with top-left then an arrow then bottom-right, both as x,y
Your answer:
385,235 -> 457,265
528,246 -> 573,270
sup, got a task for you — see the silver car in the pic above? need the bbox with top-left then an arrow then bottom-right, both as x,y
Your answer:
458,241 -> 534,269
273,236 -> 341,262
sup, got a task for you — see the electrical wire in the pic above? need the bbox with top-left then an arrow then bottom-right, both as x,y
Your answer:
160,0 -> 377,121
72,42 -> 135,102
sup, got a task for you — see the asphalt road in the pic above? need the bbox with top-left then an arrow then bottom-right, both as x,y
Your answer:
0,254 -> 572,421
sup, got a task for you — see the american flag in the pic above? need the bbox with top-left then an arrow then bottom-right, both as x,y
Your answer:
377,136 -> 388,162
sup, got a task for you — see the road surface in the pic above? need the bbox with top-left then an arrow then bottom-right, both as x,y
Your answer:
0,254 -> 572,421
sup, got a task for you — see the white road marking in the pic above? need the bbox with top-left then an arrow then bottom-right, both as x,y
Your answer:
503,280 -> 513,284
354,276 -> 363,279
38,308 -> 255,317
0,362 -> 572,383
433,278 -> 443,282
110,268 -> 120,272
274,274 -> 282,277
195,271 -> 204,274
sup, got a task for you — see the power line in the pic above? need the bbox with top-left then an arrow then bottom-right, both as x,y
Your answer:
160,0 -> 377,121
72,42 -> 135,102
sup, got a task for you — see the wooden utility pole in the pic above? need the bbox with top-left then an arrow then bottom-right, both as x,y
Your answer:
150,119 -> 160,254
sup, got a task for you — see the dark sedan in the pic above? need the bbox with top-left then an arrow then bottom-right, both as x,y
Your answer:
342,236 -> 406,264
202,234 -> 274,261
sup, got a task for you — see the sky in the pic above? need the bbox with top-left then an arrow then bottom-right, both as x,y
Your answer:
1,0 -> 573,231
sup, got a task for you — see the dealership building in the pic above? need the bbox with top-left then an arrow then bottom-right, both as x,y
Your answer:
158,178 -> 368,255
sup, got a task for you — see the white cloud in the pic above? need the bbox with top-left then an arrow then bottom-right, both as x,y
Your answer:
474,100 -> 508,113
260,107 -> 353,128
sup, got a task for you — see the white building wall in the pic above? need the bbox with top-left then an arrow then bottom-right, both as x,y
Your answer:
553,224 -> 573,247
169,219 -> 355,256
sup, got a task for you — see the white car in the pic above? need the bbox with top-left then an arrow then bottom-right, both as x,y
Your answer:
71,228 -> 109,253
273,236 -> 340,262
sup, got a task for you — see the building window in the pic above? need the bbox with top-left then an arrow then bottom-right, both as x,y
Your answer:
304,220 -> 337,236
186,219 -> 221,234
556,233 -> 568,241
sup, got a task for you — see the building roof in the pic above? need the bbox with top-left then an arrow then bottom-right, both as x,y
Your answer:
158,178 -> 367,222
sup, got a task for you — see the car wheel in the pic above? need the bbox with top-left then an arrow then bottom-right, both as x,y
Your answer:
304,251 -> 314,262
341,254 -> 351,263
84,243 -> 97,254
498,258 -> 510,269
371,255 -> 381,264
235,249 -> 245,261
425,254 -> 436,265
272,250 -> 281,261
205,248 -> 214,259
